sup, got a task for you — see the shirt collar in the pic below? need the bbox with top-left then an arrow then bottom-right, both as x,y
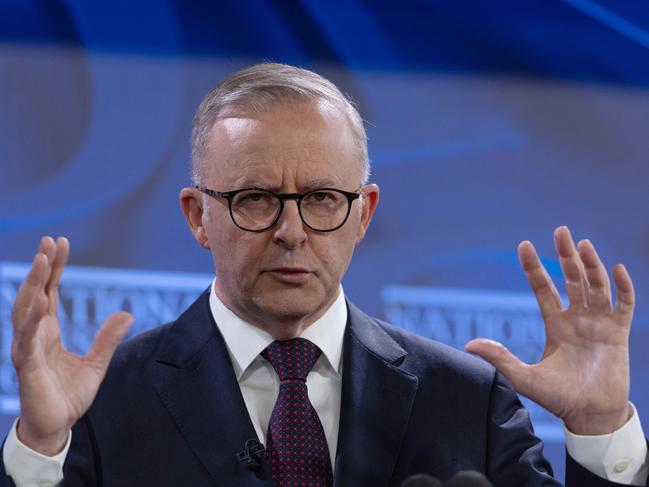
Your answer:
209,281 -> 347,381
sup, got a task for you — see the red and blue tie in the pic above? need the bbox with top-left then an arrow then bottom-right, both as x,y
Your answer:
261,338 -> 333,487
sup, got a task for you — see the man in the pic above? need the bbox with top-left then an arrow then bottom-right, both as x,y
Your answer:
2,63 -> 647,486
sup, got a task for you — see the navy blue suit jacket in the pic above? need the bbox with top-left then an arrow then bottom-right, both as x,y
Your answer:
2,291 -> 645,486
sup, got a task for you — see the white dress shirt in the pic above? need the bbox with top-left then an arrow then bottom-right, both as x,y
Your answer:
3,282 -> 648,486
209,282 -> 346,468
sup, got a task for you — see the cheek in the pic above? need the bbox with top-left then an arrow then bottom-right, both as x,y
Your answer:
222,235 -> 262,270
313,232 -> 357,277
207,225 -> 261,280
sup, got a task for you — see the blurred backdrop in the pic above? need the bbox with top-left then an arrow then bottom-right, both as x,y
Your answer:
2,0 -> 649,480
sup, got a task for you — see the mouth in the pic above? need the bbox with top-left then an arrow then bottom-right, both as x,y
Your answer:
266,267 -> 312,284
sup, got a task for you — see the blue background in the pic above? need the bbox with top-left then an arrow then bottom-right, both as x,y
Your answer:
2,0 -> 649,480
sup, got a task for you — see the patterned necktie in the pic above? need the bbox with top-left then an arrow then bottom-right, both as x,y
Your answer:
261,338 -> 333,487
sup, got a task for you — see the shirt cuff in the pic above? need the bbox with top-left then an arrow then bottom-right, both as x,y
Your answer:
565,403 -> 648,485
2,418 -> 70,487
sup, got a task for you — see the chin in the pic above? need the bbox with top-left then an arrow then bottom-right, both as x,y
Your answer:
258,300 -> 318,321
251,291 -> 326,325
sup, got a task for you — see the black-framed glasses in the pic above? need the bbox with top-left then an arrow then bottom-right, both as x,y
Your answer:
195,185 -> 361,232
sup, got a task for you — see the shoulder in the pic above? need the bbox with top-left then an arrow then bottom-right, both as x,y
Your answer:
95,323 -> 175,397
386,318 -> 492,374
348,301 -> 497,394
109,322 -> 174,368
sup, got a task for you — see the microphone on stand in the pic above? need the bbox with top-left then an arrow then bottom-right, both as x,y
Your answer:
446,471 -> 493,487
399,474 -> 443,487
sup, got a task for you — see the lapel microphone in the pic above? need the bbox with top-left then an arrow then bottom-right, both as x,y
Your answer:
236,438 -> 265,471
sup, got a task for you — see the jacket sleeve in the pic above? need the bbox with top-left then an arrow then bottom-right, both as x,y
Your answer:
60,416 -> 100,486
486,371 -> 560,486
487,371 -> 648,486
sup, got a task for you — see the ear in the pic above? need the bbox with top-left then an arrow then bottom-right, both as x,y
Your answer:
179,187 -> 210,249
355,184 -> 380,243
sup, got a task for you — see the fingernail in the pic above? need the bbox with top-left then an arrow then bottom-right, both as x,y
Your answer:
554,226 -> 568,238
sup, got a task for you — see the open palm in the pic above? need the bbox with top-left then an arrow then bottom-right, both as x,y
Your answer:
466,226 -> 634,435
11,237 -> 132,455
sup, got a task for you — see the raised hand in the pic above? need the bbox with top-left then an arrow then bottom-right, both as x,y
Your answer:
11,237 -> 133,455
466,226 -> 634,435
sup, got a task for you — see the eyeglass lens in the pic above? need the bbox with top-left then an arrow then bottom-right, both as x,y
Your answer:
230,189 -> 350,231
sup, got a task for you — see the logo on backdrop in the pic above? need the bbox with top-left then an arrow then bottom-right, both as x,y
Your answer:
0,262 -> 211,414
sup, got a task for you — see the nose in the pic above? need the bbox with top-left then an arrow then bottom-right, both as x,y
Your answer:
272,200 -> 307,249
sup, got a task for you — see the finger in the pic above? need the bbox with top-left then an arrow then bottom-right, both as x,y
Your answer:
14,291 -> 49,354
45,237 -> 69,315
613,264 -> 635,322
11,238 -> 63,362
38,236 -> 57,267
84,312 -> 133,373
12,251 -> 50,329
38,237 -> 57,285
518,241 -> 563,320
554,226 -> 588,308
577,239 -> 612,311
465,339 -> 533,397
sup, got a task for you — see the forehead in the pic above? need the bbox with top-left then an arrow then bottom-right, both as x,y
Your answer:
202,101 -> 362,189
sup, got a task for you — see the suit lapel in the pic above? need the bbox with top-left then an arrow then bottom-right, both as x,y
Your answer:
334,301 -> 419,486
152,291 -> 268,486
149,292 -> 417,486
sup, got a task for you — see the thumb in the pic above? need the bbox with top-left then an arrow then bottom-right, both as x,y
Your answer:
465,338 -> 531,395
85,311 -> 133,373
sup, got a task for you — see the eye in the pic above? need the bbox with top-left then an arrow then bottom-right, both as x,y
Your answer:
311,191 -> 332,202
304,190 -> 345,208
244,192 -> 267,202
233,190 -> 276,207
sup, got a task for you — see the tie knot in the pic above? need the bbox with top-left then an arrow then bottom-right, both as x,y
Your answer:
261,338 -> 322,381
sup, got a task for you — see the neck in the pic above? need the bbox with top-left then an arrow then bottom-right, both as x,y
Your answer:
214,287 -> 340,341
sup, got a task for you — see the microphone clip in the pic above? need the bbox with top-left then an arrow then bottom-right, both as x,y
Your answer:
236,438 -> 265,472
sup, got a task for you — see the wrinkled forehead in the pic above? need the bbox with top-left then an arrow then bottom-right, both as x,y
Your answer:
201,101 -> 364,189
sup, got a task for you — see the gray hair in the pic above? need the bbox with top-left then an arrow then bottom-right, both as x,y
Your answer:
190,63 -> 369,185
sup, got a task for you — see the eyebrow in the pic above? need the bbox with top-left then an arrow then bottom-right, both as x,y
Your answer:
301,178 -> 339,190
233,179 -> 268,189
231,177 -> 340,192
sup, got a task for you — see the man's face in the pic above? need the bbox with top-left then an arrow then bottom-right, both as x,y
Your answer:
181,101 -> 379,335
